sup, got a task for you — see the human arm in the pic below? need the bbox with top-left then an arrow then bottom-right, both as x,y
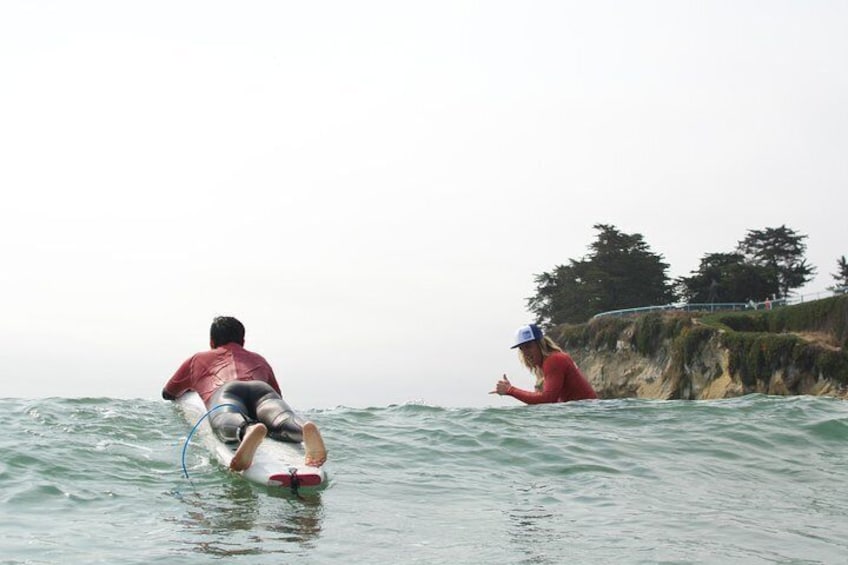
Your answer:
161,357 -> 193,401
502,370 -> 563,405
490,372 -> 562,404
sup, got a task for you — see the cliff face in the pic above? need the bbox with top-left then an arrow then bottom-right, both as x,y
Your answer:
549,295 -> 848,401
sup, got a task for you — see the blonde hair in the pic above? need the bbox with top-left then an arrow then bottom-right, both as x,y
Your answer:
517,335 -> 564,390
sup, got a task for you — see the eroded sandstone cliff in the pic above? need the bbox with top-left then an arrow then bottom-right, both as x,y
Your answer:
549,295 -> 848,400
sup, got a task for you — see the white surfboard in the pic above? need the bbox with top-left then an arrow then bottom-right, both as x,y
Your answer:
176,391 -> 327,493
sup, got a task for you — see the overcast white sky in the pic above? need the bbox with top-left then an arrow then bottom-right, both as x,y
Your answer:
1,1 -> 845,408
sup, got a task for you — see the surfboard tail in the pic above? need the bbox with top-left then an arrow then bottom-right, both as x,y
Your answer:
269,470 -> 324,488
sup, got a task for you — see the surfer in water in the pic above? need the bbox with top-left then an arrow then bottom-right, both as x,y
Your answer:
162,316 -> 327,471
491,324 -> 598,404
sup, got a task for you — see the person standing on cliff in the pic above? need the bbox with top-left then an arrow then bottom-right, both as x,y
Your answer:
491,324 -> 598,404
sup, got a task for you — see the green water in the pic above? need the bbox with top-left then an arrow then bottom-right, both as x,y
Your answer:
1,395 -> 846,564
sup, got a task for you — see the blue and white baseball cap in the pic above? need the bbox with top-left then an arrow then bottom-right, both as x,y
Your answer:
510,324 -> 543,348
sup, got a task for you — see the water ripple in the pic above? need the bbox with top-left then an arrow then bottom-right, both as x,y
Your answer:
1,395 -> 847,563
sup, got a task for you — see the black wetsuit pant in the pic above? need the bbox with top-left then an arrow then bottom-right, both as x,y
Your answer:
208,380 -> 306,445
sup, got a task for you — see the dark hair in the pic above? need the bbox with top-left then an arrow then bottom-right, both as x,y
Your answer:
210,316 -> 245,347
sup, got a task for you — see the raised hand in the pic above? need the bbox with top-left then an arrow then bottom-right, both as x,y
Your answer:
489,374 -> 512,395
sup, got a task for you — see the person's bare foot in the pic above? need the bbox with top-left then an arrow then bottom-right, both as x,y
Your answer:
302,421 -> 327,467
230,423 -> 267,471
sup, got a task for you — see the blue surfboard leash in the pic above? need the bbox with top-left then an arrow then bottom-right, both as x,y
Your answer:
181,403 -> 247,479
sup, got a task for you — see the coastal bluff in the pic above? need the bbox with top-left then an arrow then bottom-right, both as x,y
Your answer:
550,295 -> 848,401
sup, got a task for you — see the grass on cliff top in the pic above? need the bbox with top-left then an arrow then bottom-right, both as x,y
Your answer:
701,294 -> 848,348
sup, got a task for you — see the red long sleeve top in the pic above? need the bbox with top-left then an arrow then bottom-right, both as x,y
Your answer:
507,351 -> 597,404
162,343 -> 281,405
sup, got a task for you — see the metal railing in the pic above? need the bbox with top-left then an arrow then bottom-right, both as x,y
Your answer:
592,287 -> 847,319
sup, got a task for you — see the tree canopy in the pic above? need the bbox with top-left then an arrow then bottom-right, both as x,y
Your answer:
527,224 -> 674,325
736,225 -> 815,298
831,255 -> 848,290
677,225 -> 814,303
675,252 -> 777,304
528,224 -> 821,324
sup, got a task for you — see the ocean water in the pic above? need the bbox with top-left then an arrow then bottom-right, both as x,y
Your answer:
1,396 -> 846,564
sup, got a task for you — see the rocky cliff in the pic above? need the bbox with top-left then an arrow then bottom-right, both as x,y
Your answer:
549,295 -> 848,400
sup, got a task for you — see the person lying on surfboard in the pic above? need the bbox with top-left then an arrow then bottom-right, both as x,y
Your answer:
491,324 -> 598,404
162,316 -> 327,471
